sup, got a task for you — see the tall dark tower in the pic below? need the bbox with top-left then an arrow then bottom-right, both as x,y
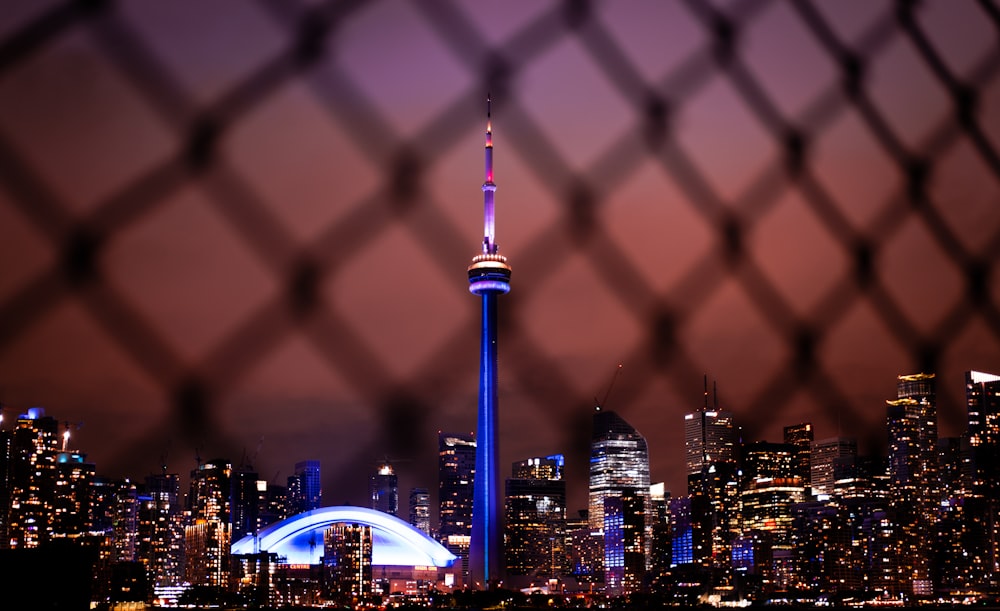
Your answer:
468,96 -> 511,587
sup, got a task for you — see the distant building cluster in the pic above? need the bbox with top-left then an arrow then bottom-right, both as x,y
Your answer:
579,370 -> 1000,606
2,369 -> 999,607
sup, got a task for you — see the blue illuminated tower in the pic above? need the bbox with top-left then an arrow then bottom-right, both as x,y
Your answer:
468,96 -> 511,587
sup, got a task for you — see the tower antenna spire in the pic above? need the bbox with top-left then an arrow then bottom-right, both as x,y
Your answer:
482,94 -> 496,254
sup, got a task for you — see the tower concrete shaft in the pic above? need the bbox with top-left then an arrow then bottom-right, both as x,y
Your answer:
468,96 -> 510,587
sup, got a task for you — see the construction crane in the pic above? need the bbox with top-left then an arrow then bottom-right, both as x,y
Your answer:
594,362 -> 623,412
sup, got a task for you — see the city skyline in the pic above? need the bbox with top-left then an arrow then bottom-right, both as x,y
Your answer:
1,0 -> 999,528
6,365 -> 1000,604
1,366 -> 993,519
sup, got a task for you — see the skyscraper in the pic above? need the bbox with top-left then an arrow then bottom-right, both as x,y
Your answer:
324,523 -> 373,604
231,464 -> 261,541
467,96 -> 511,587
3,408 -> 61,549
408,488 -> 430,535
961,370 -> 1000,592
370,462 -> 398,516
589,408 -> 651,586
504,455 -> 566,580
439,432 -> 475,583
684,383 -> 739,573
810,437 -> 857,497
740,441 -> 806,549
966,370 -> 1000,496
886,372 -> 938,597
51,449 -> 95,539
186,459 -> 232,587
603,489 -> 646,596
684,382 -> 738,478
783,422 -> 813,484
140,471 -> 184,587
113,479 -> 141,564
648,483 -> 672,590
287,460 -> 321,515
589,410 -> 651,531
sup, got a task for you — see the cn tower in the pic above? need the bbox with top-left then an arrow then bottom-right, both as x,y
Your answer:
468,95 -> 510,587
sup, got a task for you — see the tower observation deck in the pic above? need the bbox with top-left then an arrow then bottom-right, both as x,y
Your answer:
468,96 -> 509,587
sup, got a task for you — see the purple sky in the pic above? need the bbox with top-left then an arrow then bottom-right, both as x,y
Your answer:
1,0 -> 999,515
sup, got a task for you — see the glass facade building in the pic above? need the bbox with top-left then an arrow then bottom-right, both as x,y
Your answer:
588,410 -> 650,531
438,432 -> 475,583
504,455 -> 566,579
370,462 -> 398,516
810,437 -> 857,497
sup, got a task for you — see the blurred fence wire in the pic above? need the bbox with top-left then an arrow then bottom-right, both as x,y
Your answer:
1,0 -> 999,486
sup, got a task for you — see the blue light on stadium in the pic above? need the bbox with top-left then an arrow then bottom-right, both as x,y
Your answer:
231,506 -> 457,567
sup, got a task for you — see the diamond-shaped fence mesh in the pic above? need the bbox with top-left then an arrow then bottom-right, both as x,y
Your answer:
1,0 -> 999,500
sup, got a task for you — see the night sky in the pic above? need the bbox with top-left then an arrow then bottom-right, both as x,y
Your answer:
1,0 -> 999,516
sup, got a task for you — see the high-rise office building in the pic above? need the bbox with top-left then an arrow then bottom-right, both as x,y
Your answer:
563,509 -> 603,585
231,464 -> 261,541
966,370 -> 1000,496
186,459 -> 232,587
933,494 -> 991,596
830,454 -> 888,501
937,437 -> 970,498
742,441 -> 798,483
648,483 -> 671,589
962,370 -> 1000,593
791,500 -> 855,595
886,372 -> 938,597
504,455 -> 566,579
740,441 -> 806,549
684,384 -> 739,573
589,410 -> 650,532
603,489 -> 646,596
783,422 -> 813,485
370,462 -> 398,516
669,496 -> 700,567
287,460 -> 321,515
684,383 -> 737,478
258,482 -> 287,531
439,432 -> 475,583
810,437 -> 857,497
467,96 -> 512,587
590,408 -> 652,590
408,488 -> 430,535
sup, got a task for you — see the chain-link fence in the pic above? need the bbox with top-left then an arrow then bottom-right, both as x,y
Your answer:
1,0 -> 999,504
